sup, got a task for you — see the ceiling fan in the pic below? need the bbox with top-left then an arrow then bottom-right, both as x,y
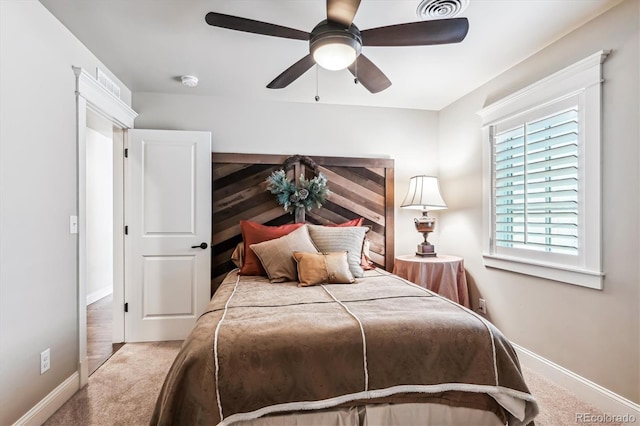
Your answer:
205,0 -> 469,94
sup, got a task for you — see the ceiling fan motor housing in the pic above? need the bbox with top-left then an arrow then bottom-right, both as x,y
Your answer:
310,20 -> 363,70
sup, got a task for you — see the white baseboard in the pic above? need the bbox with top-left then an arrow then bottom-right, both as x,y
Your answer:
513,342 -> 640,420
13,372 -> 79,426
86,286 -> 113,305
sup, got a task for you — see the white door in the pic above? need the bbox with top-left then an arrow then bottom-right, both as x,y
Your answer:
125,129 -> 211,342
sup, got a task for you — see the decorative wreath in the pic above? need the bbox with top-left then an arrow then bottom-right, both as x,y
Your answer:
266,155 -> 330,214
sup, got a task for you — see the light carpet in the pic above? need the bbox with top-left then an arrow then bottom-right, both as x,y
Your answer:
44,341 -> 620,426
44,341 -> 182,426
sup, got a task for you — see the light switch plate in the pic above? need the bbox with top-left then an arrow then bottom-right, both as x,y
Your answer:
69,216 -> 78,234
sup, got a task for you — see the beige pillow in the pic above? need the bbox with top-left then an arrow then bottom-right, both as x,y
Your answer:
250,225 -> 318,283
230,242 -> 244,268
293,251 -> 355,287
307,225 -> 368,278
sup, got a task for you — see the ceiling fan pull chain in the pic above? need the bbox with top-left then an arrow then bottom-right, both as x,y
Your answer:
354,59 -> 359,85
315,65 -> 320,102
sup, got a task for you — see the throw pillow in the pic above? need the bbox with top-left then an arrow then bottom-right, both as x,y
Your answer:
307,224 -> 368,278
327,217 -> 364,227
230,242 -> 243,268
293,251 -> 355,287
250,225 -> 318,283
239,220 -> 303,276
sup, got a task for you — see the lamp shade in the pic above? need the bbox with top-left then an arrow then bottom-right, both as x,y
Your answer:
401,175 -> 447,211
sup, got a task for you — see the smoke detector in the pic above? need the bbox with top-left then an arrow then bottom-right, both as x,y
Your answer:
181,75 -> 199,87
416,0 -> 469,20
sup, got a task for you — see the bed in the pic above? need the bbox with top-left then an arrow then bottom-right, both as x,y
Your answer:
151,154 -> 538,426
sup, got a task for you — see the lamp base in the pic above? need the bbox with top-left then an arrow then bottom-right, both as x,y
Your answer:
416,243 -> 437,257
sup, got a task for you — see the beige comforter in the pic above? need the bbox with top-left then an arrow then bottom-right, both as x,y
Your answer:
151,269 -> 538,426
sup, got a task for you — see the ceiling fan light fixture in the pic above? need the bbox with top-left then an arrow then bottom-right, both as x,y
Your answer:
310,23 -> 362,71
312,39 -> 358,70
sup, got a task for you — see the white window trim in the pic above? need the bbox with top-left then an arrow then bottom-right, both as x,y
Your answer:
478,50 -> 609,290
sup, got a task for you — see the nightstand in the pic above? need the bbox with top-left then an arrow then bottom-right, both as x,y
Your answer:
393,254 -> 470,308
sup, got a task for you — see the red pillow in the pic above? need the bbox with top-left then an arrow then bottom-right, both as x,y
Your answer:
239,221 -> 304,276
328,218 -> 364,227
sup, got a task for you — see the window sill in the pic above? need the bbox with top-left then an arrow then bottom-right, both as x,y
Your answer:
482,254 -> 604,290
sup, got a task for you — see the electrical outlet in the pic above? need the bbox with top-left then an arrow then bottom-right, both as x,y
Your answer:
40,348 -> 50,374
478,298 -> 487,315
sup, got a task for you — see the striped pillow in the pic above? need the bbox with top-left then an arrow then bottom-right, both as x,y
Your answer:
307,225 -> 369,278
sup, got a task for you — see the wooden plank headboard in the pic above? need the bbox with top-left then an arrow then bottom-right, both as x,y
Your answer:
211,153 -> 395,292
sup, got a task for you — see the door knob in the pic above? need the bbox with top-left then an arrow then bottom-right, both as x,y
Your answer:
191,242 -> 208,249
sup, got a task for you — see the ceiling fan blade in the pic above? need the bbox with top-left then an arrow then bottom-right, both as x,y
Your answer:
326,0 -> 361,27
267,54 -> 316,89
361,18 -> 469,46
348,54 -> 391,94
205,12 -> 309,41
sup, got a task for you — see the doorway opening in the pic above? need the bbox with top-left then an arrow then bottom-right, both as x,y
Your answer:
85,110 -> 124,374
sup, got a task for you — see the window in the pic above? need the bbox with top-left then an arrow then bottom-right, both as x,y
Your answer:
493,99 -> 580,261
478,51 -> 609,289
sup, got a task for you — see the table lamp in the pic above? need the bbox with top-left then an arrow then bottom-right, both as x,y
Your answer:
401,175 -> 447,257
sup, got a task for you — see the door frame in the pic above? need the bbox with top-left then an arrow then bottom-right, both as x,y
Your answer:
74,67 -> 137,387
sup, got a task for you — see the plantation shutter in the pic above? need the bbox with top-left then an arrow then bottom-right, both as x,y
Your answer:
493,107 -> 579,255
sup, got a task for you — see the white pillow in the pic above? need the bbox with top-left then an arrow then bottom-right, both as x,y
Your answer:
307,225 -> 368,278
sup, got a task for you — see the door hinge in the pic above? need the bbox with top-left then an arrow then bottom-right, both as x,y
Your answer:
124,302 -> 128,313
124,225 -> 128,235
124,148 -> 129,158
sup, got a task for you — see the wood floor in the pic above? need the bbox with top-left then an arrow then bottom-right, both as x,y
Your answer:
87,294 -> 124,375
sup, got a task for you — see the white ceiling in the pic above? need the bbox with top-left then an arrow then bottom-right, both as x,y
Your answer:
40,0 -> 620,111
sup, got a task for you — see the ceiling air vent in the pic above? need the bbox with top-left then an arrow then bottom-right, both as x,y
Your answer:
416,0 -> 469,20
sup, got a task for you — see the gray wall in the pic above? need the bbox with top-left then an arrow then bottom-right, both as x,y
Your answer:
0,1 -> 130,424
132,93 -> 441,258
437,0 -> 639,403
